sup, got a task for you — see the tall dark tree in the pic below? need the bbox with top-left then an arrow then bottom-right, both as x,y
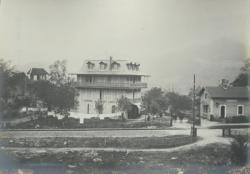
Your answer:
231,62 -> 250,87
0,59 -> 15,103
231,72 -> 249,87
0,59 -> 31,118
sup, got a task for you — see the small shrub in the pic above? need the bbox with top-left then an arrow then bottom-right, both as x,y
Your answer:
231,136 -> 247,165
225,116 -> 249,123
209,115 -> 214,121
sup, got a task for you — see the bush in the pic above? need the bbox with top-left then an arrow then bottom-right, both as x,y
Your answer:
212,116 -> 225,122
61,117 -> 80,128
231,136 -> 247,165
209,115 -> 214,121
225,116 -> 249,123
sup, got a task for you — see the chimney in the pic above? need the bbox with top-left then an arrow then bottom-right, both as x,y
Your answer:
220,79 -> 230,89
109,56 -> 113,70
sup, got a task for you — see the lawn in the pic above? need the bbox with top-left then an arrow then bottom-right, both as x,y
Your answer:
0,135 -> 197,149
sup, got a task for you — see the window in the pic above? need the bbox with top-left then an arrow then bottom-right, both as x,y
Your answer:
86,76 -> 93,83
127,64 -> 131,70
131,64 -> 135,70
205,93 -> 208,99
203,105 -> 209,113
87,62 -> 95,70
111,62 -> 120,70
87,104 -> 90,114
107,76 -> 111,82
237,105 -> 244,116
135,65 -> 139,71
220,105 -> 226,118
112,105 -> 116,113
99,90 -> 102,100
99,62 -> 107,70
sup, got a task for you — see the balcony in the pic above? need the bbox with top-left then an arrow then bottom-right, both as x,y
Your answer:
74,81 -> 147,89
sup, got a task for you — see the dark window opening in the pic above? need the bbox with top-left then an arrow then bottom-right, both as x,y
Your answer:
203,105 -> 209,113
112,105 -> 116,113
87,104 -> 90,114
100,90 -> 102,100
238,106 -> 243,115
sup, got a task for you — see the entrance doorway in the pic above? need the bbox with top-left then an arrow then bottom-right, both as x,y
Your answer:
127,104 -> 139,119
220,105 -> 226,118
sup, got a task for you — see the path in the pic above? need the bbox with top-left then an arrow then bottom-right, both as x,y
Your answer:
0,119 -> 233,153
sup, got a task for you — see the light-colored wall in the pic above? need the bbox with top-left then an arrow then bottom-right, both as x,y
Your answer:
200,90 -> 211,119
77,88 -> 142,114
211,99 -> 250,117
200,89 -> 250,118
77,75 -> 141,84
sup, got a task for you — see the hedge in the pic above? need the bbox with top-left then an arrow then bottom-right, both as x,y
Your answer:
225,116 -> 250,123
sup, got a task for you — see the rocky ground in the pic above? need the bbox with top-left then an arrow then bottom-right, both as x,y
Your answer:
0,143 -> 247,174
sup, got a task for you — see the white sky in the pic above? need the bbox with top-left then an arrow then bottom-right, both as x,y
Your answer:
0,0 -> 249,94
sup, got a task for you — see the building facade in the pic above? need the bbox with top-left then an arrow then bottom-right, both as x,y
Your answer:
73,57 -> 148,118
200,86 -> 250,120
27,68 -> 48,81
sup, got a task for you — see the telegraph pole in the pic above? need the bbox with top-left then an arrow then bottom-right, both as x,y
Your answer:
191,74 -> 197,137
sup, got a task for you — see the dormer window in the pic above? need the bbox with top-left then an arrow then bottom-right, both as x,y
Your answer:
135,64 -> 140,71
127,62 -> 133,70
111,62 -> 120,70
87,61 -> 95,70
99,61 -> 107,70
132,63 -> 137,70
127,63 -> 131,70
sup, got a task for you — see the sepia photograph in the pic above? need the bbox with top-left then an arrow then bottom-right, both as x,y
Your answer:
0,0 -> 250,173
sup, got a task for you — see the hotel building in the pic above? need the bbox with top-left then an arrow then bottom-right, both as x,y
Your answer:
73,57 -> 148,118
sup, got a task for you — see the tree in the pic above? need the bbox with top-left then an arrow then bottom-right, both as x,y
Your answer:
0,59 -> 15,104
0,59 -> 29,118
49,60 -> 69,86
166,92 -> 192,114
28,80 -> 54,108
95,99 -> 104,114
53,85 -> 78,117
29,80 -> 78,117
29,60 -> 78,117
231,60 -> 250,87
142,87 -> 168,115
117,96 -> 132,118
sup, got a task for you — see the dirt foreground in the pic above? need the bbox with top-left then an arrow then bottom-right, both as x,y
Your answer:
0,143 -> 239,174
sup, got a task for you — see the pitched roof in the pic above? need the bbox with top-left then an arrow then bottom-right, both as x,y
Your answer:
204,86 -> 249,99
27,68 -> 48,75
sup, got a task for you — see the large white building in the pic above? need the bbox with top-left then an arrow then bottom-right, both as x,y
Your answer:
73,57 -> 148,119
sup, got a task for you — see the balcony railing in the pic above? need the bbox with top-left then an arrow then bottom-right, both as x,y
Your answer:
75,81 -> 147,89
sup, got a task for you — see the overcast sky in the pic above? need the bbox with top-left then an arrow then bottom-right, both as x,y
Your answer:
0,0 -> 249,94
